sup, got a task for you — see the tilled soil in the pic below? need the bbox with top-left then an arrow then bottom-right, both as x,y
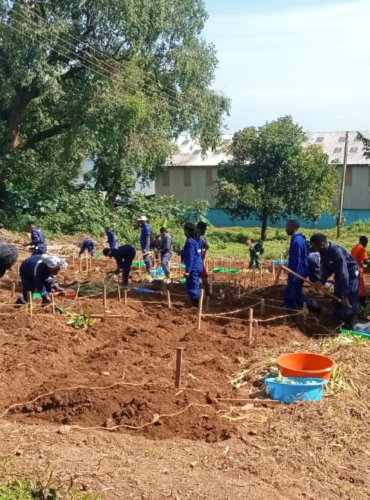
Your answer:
0,249 -> 369,499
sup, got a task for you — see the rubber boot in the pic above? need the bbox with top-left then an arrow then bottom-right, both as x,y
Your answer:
191,299 -> 199,308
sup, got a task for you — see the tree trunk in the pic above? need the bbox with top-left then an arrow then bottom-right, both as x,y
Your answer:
260,216 -> 268,241
8,78 -> 39,149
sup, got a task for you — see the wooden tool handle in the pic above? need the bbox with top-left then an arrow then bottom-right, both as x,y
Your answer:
280,265 -> 341,303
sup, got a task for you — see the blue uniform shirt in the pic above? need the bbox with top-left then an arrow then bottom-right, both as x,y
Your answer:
21,255 -> 53,297
106,230 -> 117,249
181,238 -> 203,274
288,233 -> 309,280
319,243 -> 359,297
31,227 -> 46,248
140,223 -> 151,251
110,245 -> 136,268
308,251 -> 321,283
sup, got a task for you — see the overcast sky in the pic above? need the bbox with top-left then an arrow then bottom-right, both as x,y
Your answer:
203,0 -> 370,133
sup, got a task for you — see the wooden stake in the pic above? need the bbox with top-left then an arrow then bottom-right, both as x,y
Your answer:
167,290 -> 172,309
10,283 -> 15,299
248,308 -> 254,345
254,320 -> 259,348
272,261 -> 276,280
197,289 -> 205,330
75,284 -> 80,301
79,256 -> 82,272
51,293 -> 56,315
175,347 -> 183,389
27,291 -> 33,317
103,285 -> 107,309
274,266 -> 282,286
216,398 -> 280,406
302,302 -> 308,321
117,284 -> 121,302
205,295 -> 210,311
124,289 -> 128,305
260,299 -> 265,317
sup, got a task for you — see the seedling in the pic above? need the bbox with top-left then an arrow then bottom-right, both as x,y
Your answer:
65,308 -> 96,330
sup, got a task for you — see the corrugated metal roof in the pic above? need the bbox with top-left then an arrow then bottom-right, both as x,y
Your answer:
168,134 -> 233,167
304,131 -> 369,165
166,131 -> 370,167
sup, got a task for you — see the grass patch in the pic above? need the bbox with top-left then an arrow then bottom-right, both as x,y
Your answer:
0,457 -> 102,500
206,222 -> 368,259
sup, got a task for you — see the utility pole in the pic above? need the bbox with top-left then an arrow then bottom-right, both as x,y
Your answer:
336,131 -> 349,239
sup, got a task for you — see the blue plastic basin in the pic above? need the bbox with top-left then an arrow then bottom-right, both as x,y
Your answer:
134,287 -> 155,294
265,376 -> 327,404
273,259 -> 289,265
150,269 -> 165,277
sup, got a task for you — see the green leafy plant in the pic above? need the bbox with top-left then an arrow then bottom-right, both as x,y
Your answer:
65,310 -> 95,330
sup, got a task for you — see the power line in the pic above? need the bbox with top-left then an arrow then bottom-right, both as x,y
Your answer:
0,5 -> 243,140
12,1 -> 245,131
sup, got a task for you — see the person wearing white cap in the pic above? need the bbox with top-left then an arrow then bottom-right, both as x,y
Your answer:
15,254 -> 67,311
137,216 -> 152,274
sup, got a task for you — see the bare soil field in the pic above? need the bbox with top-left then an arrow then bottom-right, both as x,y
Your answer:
0,242 -> 369,499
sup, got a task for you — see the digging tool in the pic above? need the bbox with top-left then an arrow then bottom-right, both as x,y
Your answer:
280,265 -> 341,303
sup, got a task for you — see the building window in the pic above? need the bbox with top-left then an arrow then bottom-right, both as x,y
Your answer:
349,147 -> 358,154
338,136 -> 346,142
333,147 -> 342,154
184,169 -> 192,187
205,169 -> 213,186
316,137 -> 324,143
162,170 -> 170,187
345,165 -> 352,186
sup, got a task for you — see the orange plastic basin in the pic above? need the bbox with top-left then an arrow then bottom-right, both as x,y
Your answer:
277,352 -> 335,381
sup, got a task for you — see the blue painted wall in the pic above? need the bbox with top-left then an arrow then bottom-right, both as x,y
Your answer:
207,209 -> 370,229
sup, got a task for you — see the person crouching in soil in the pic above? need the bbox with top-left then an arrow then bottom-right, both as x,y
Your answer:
310,233 -> 360,330
16,254 -> 67,313
181,222 -> 203,307
79,237 -> 95,257
103,245 -> 136,288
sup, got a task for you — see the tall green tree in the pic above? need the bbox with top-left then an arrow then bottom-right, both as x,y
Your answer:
0,0 -> 229,201
214,116 -> 339,240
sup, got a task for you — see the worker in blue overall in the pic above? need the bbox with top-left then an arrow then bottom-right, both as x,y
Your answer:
284,220 -> 320,314
16,254 -> 67,310
105,228 -> 117,249
103,245 -> 136,287
310,233 -> 360,329
137,216 -> 151,274
79,238 -> 95,257
25,221 -> 47,255
181,222 -> 203,307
